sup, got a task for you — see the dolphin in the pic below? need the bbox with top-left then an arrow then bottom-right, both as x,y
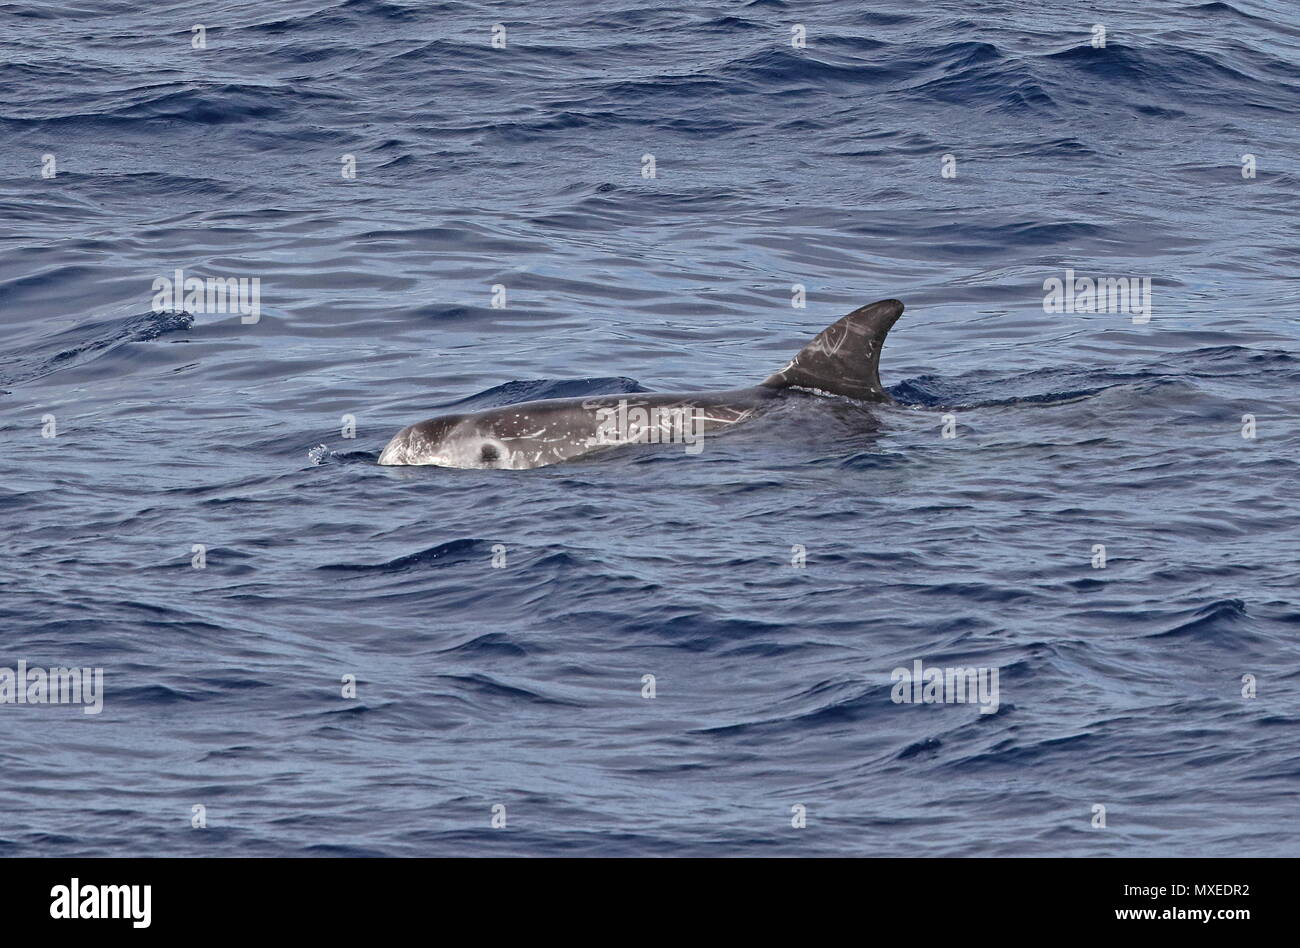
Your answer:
378,298 -> 905,469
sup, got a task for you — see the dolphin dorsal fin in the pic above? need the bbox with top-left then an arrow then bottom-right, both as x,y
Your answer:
760,299 -> 904,402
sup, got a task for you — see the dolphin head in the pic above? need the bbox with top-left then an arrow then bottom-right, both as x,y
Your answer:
378,413 -> 512,468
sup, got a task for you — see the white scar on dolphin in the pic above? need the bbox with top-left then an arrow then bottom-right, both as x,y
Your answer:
378,298 -> 905,470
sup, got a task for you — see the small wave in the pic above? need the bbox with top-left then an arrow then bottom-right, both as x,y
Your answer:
891,345 -> 1295,411
317,538 -> 484,574
0,310 -> 192,389
1040,42 -> 1299,113
0,81 -> 349,131
1147,599 -> 1257,642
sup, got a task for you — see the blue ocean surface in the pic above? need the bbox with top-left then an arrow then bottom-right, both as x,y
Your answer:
0,0 -> 1297,856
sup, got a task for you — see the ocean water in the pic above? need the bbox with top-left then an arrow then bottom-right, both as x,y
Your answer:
1,0 -> 1297,857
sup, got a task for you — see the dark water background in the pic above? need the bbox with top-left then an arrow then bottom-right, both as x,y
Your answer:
1,0 -> 1297,856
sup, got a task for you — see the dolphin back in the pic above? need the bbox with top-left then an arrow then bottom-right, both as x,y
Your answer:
760,299 -> 904,402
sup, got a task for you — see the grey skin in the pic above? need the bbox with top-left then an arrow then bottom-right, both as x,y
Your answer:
378,298 -> 905,470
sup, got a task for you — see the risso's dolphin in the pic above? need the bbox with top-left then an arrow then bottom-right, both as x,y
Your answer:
378,298 -> 905,469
